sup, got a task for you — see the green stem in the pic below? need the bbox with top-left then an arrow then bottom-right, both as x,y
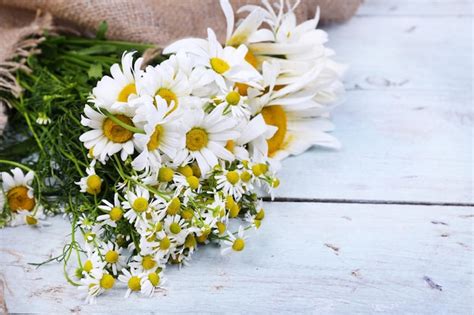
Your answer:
102,109 -> 145,134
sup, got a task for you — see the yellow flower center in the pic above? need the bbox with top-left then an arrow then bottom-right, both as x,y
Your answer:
256,209 -> 265,220
272,178 -> 280,188
240,171 -> 251,182
186,176 -> 200,190
185,234 -> 197,248
105,250 -> 119,263
102,115 -> 134,143
170,222 -> 182,234
167,197 -> 181,215
245,51 -> 258,69
117,83 -> 137,102
216,222 -> 226,235
229,203 -> 240,218
235,83 -> 250,96
25,215 -> 38,225
7,186 -> 35,212
226,171 -> 240,185
186,128 -> 208,151
160,236 -> 171,250
109,207 -> 123,221
142,255 -> 156,270
147,125 -> 164,151
226,91 -> 241,105
100,274 -> 115,289
210,57 -> 230,74
191,163 -> 201,178
148,272 -> 160,286
156,88 -> 178,113
177,165 -> 193,177
132,197 -> 148,212
158,167 -> 174,182
181,209 -> 194,221
261,105 -> 287,157
225,140 -> 235,153
83,260 -> 93,273
86,174 -> 102,195
128,276 -> 141,291
232,238 -> 245,251
225,195 -> 235,210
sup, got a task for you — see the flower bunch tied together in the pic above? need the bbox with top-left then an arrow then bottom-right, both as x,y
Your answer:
0,0 -> 344,302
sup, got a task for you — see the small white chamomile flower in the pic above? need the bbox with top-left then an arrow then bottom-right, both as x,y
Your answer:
221,225 -> 248,255
118,268 -> 146,298
97,193 -> 124,227
140,270 -> 165,297
1,167 -> 35,212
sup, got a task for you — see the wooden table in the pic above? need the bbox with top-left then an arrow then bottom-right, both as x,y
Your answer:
1,0 -> 472,313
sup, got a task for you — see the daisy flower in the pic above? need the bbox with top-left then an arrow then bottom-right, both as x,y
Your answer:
221,225 -> 248,255
100,241 -> 125,275
35,112 -> 51,125
131,99 -> 185,171
97,193 -> 123,227
130,252 -> 164,273
75,162 -> 102,196
82,249 -> 106,277
216,170 -> 245,201
9,207 -> 46,227
91,51 -> 143,115
163,215 -> 189,244
79,269 -> 115,304
1,167 -> 35,212
78,213 -> 95,230
122,187 -> 161,226
174,106 -> 240,176
215,84 -> 251,119
164,28 -> 261,89
79,105 -> 138,162
118,268 -> 146,298
141,270 -> 165,297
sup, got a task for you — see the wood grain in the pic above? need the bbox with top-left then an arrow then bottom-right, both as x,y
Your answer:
276,15 -> 473,204
1,203 -> 472,313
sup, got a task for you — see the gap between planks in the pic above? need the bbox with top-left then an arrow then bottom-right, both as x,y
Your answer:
264,197 -> 474,207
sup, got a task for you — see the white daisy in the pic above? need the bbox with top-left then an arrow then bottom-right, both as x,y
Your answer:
79,105 -> 138,162
91,51 -> 143,115
163,215 -> 189,244
141,270 -> 165,297
118,268 -> 146,298
131,98 -> 185,171
97,193 -> 123,227
221,225 -> 248,255
122,187 -> 161,226
164,28 -> 262,89
9,206 -> 46,227
100,241 -> 125,275
1,167 -> 35,212
75,161 -> 102,195
79,269 -> 115,304
216,170 -> 245,201
174,106 -> 240,176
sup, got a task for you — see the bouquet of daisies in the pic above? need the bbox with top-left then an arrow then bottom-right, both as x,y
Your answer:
0,0 -> 344,302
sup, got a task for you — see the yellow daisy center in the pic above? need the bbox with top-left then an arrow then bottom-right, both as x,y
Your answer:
216,222 -> 226,235
156,88 -> 178,113
210,57 -> 230,74
128,276 -> 141,291
86,174 -> 102,195
160,236 -> 171,250
167,197 -> 181,215
181,208 -> 194,221
225,140 -> 235,153
132,197 -> 148,212
148,272 -> 160,286
226,91 -> 241,105
7,186 -> 35,212
226,171 -> 240,185
177,165 -> 193,177
83,260 -> 93,273
117,83 -> 136,102
256,209 -> 265,220
245,50 -> 258,69
142,255 -> 156,270
170,222 -> 182,234
158,167 -> 174,182
100,274 -> 115,289
147,125 -> 164,151
186,176 -> 200,190
105,250 -> 119,263
240,171 -> 251,182
102,115 -> 134,143
25,215 -> 38,225
185,234 -> 197,248
109,207 -> 123,221
186,128 -> 208,151
232,238 -> 245,251
261,105 -> 287,157
235,83 -> 250,96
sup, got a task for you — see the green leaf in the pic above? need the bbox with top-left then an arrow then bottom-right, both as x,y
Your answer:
96,21 -> 108,40
87,63 -> 103,79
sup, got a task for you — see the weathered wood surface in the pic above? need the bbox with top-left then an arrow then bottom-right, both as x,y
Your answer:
1,203 -> 472,314
278,12 -> 473,203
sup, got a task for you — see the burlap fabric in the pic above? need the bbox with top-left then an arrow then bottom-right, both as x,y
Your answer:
0,0 -> 362,133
